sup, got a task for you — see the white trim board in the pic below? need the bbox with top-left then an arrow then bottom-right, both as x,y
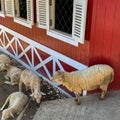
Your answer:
0,24 -> 88,97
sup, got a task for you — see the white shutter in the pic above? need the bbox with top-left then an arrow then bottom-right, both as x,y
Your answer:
0,0 -> 5,17
27,0 -> 33,24
72,0 -> 88,44
49,0 -> 55,29
1,0 -> 5,13
36,0 -> 48,29
14,0 -> 19,17
5,0 -> 14,17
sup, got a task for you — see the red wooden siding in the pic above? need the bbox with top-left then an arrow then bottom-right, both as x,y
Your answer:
0,0 -> 95,67
0,9 -> 92,66
1,0 -> 120,92
90,0 -> 120,90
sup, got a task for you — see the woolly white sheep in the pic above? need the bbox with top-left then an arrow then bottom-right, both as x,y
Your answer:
0,54 -> 11,64
0,92 -> 28,120
19,69 -> 46,103
52,64 -> 114,105
0,64 -> 22,85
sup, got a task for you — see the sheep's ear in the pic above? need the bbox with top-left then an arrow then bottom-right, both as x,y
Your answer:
41,92 -> 46,95
30,93 -> 34,97
59,71 -> 64,78
10,111 -> 14,118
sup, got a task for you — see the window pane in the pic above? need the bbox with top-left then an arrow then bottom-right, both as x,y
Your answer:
0,1 -> 1,11
55,0 -> 73,34
19,0 -> 27,19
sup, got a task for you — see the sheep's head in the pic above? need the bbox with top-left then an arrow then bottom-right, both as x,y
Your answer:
1,109 -> 14,120
51,70 -> 65,83
11,74 -> 21,85
0,63 -> 6,71
31,91 -> 46,103
0,63 -> 10,72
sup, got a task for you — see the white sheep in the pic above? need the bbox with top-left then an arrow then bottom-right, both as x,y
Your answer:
0,64 -> 22,85
19,69 -> 46,103
0,92 -> 28,120
52,64 -> 114,105
0,54 -> 11,64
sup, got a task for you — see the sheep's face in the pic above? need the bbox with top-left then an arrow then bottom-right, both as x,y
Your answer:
51,70 -> 64,83
34,92 -> 42,103
0,63 -> 6,71
11,74 -> 20,85
1,109 -> 14,120
32,91 -> 46,103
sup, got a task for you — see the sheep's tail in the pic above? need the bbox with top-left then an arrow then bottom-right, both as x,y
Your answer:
110,70 -> 114,83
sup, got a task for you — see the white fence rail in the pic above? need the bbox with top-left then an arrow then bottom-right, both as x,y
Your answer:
0,25 -> 87,97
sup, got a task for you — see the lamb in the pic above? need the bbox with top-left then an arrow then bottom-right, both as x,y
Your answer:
0,54 -> 11,64
19,69 -> 46,103
0,92 -> 29,120
52,64 -> 114,105
0,64 -> 22,85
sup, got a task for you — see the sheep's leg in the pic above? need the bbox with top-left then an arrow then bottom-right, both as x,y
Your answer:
4,74 -> 9,80
100,84 -> 108,100
0,95 -> 11,111
75,92 -> 81,105
30,89 -> 35,101
19,81 -> 23,92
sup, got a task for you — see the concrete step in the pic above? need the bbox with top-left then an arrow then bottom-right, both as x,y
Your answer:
33,90 -> 120,120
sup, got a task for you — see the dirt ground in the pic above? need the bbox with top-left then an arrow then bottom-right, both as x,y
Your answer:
0,57 -> 67,120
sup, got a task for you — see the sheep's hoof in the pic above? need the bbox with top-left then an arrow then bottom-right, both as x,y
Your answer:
99,96 -> 105,100
76,102 -> 81,105
75,101 -> 81,105
4,81 -> 11,85
74,98 -> 77,102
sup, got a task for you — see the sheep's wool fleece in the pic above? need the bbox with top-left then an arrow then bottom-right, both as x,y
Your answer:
0,54 -> 10,63
64,64 -> 114,91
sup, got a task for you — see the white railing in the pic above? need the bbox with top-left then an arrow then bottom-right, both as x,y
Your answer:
0,24 -> 87,97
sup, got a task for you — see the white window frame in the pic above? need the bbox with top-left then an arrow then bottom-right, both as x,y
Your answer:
14,0 -> 34,28
5,0 -> 33,28
37,0 -> 88,46
0,0 -> 5,17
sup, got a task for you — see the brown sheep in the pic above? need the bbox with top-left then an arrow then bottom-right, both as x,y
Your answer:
52,64 -> 114,105
19,69 -> 46,103
0,64 -> 22,85
0,92 -> 28,120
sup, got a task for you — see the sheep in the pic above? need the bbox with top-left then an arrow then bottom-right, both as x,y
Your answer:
19,69 -> 46,103
0,92 -> 29,120
0,64 -> 22,85
52,64 -> 114,105
0,54 -> 11,64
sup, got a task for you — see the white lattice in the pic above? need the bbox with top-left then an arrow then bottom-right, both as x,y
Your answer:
0,25 -> 87,97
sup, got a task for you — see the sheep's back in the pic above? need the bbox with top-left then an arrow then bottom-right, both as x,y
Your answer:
70,64 -> 114,90
9,92 -> 28,111
20,69 -> 41,88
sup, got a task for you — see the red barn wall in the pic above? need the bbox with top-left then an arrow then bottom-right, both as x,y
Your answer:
90,0 -> 120,90
0,0 -> 94,66
1,0 -> 120,91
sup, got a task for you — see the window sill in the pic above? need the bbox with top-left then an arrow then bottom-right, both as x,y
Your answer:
14,18 -> 33,28
0,13 -> 5,17
47,30 -> 78,47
